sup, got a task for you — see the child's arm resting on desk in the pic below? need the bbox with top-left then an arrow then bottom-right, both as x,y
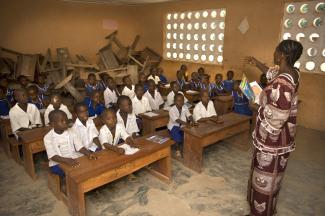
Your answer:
103,143 -> 125,155
93,137 -> 102,150
51,155 -> 80,167
78,147 -> 97,160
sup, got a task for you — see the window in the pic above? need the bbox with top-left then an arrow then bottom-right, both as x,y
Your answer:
281,1 -> 325,73
164,9 -> 226,65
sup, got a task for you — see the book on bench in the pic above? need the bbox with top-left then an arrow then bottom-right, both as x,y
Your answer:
147,135 -> 170,144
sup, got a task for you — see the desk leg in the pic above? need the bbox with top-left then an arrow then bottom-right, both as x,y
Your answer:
146,147 -> 171,184
23,143 -> 37,180
67,176 -> 85,216
142,119 -> 155,135
183,133 -> 203,173
0,125 -> 11,158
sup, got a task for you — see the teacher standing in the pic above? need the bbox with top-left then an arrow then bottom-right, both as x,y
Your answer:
246,39 -> 303,216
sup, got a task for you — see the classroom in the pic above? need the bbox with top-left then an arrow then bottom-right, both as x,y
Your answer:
0,0 -> 324,215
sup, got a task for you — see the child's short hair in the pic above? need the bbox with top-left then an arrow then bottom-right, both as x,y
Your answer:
117,95 -> 131,106
135,83 -> 143,91
147,79 -> 155,86
227,70 -> 234,75
174,92 -> 184,101
122,75 -> 130,83
48,110 -> 66,123
88,73 -> 96,79
74,102 -> 87,113
101,107 -> 116,119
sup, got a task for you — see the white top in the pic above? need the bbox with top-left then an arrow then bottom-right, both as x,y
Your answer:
132,96 -> 152,115
165,91 -> 188,108
44,129 -> 82,167
9,103 -> 42,134
144,90 -> 164,111
193,101 -> 217,122
121,85 -> 135,99
99,123 -> 129,147
148,75 -> 161,85
72,118 -> 99,152
116,109 -> 139,135
104,87 -> 118,108
167,105 -> 191,130
44,104 -> 72,126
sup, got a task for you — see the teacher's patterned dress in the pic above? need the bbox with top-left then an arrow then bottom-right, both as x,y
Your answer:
248,67 -> 299,216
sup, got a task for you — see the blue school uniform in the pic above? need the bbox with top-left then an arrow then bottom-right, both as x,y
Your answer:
83,97 -> 105,117
190,80 -> 200,90
85,83 -> 100,95
159,75 -> 168,84
6,88 -> 14,103
0,99 -> 10,116
223,80 -> 234,92
199,83 -> 214,97
211,82 -> 226,97
98,81 -> 106,92
36,84 -> 49,97
29,95 -> 44,110
232,91 -> 252,116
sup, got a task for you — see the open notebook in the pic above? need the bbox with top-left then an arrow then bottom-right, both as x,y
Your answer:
118,144 -> 139,155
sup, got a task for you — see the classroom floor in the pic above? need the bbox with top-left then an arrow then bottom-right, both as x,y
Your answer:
0,126 -> 324,216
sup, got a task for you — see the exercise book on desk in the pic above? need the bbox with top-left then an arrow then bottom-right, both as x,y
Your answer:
142,111 -> 159,117
118,144 -> 139,155
147,135 -> 170,144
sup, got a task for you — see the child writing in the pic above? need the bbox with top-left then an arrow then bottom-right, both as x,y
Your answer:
165,81 -> 188,108
116,95 -> 140,137
99,108 -> 137,154
72,103 -> 102,152
9,89 -> 42,138
193,90 -> 218,122
232,80 -> 252,116
144,79 -> 164,110
121,75 -> 135,99
44,110 -> 97,178
103,76 -> 119,109
223,70 -> 235,92
168,93 -> 196,157
44,94 -> 73,126
85,73 -> 99,96
83,90 -> 105,118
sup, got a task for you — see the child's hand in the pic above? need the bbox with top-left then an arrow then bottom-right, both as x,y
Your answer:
87,153 -> 97,160
125,137 -> 135,146
65,158 -> 80,168
117,147 -> 125,155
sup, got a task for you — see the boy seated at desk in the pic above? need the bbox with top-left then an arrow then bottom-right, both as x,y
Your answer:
121,75 -> 135,99
168,93 -> 196,157
199,74 -> 213,97
232,80 -> 252,116
9,89 -> 42,139
103,76 -> 119,109
0,88 -> 10,117
144,79 -> 164,110
44,110 -> 97,185
117,95 -> 140,138
83,90 -> 105,118
132,84 -> 152,115
72,103 -> 102,152
44,94 -> 73,126
147,67 -> 161,85
99,108 -> 138,154
193,90 -> 218,123
211,73 -> 227,97
164,81 -> 188,109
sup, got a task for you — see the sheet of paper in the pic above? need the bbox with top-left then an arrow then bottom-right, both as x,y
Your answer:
164,84 -> 170,88
186,90 -> 199,94
88,145 -> 98,152
142,112 -> 159,117
118,144 -> 139,155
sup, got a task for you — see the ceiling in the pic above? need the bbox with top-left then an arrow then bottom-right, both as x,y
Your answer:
61,0 -> 180,5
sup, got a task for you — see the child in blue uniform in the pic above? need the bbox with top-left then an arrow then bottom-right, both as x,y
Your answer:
157,67 -> 168,84
199,74 -> 213,97
223,70 -> 235,92
85,73 -> 99,96
176,70 -> 186,91
0,76 -> 14,105
211,73 -> 227,98
190,72 -> 200,91
232,81 -> 252,116
0,88 -> 10,116
83,90 -> 105,118
27,85 -> 45,110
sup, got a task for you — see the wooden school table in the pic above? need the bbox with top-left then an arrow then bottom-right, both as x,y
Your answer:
18,126 -> 51,180
184,90 -> 200,103
183,112 -> 251,173
60,131 -> 174,216
214,95 -> 233,115
0,118 -> 12,157
139,109 -> 169,135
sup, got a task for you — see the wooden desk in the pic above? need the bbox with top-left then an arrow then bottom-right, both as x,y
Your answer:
19,126 -> 51,180
60,131 -> 174,216
183,113 -> 251,173
214,95 -> 233,115
139,109 -> 169,135
0,118 -> 12,157
184,90 -> 200,103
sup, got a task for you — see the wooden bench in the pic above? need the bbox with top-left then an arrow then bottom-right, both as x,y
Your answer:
182,113 -> 251,173
0,118 -> 13,157
214,95 -> 233,115
139,109 -> 169,135
60,130 -> 174,216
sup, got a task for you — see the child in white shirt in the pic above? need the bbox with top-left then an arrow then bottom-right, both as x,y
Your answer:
147,67 -> 161,85
116,95 -> 140,137
44,110 -> 97,178
9,89 -> 42,138
72,103 -> 102,152
103,77 -> 119,109
193,90 -> 218,122
44,94 -> 73,126
168,93 -> 196,157
144,80 -> 164,110
132,84 -> 152,115
164,81 -> 188,108
99,108 -> 137,154
121,76 -> 135,99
